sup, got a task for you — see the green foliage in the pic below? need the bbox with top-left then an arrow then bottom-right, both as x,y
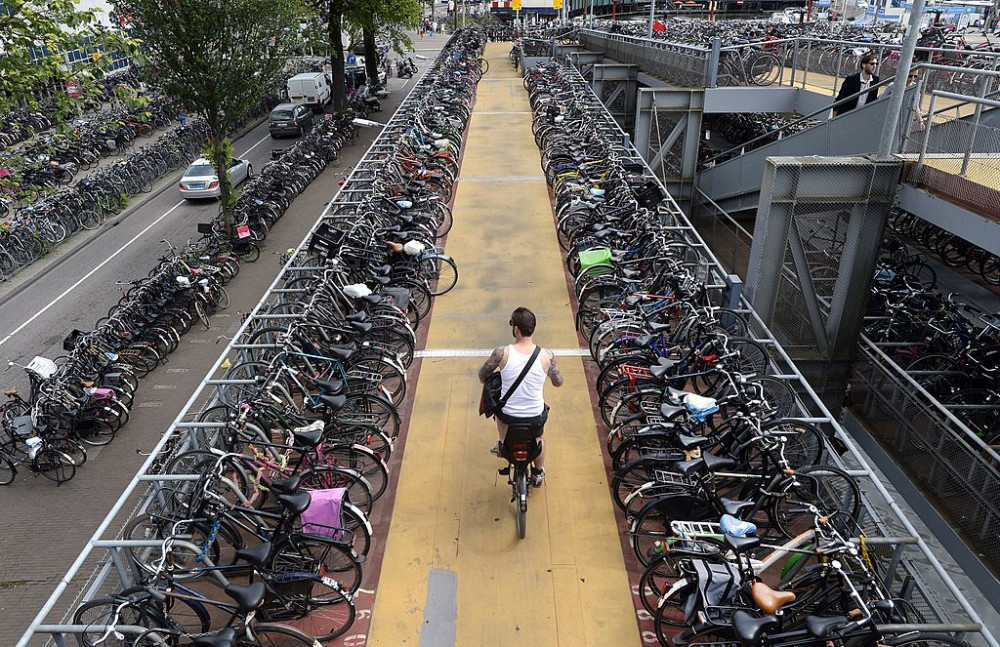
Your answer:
115,0 -> 305,232
0,0 -> 140,115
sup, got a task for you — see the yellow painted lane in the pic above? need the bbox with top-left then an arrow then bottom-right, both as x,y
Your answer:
366,43 -> 640,646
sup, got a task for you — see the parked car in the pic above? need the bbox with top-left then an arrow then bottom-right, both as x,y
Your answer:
179,158 -> 251,199
286,72 -> 332,110
268,103 -> 314,138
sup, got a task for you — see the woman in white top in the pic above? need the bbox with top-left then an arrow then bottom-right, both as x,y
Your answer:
478,307 -> 563,486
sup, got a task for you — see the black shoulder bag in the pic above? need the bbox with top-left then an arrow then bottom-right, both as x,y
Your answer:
479,346 -> 541,419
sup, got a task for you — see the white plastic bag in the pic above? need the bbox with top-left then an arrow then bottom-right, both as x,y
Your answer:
402,240 -> 425,256
343,283 -> 372,298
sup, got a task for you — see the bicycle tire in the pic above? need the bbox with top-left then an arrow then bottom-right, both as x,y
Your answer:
269,534 -> 363,595
258,573 -> 357,641
772,464 -> 861,539
515,466 -> 528,539
35,448 -> 76,483
194,299 -> 211,329
239,622 -> 324,646
298,465 -> 374,516
321,443 -> 389,502
72,594 -> 167,647
0,454 -> 15,485
419,253 -> 458,296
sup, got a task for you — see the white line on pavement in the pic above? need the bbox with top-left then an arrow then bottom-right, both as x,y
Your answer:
239,133 -> 271,156
415,348 -> 590,358
0,200 -> 186,347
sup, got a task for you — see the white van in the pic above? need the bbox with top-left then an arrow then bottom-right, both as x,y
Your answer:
286,72 -> 332,111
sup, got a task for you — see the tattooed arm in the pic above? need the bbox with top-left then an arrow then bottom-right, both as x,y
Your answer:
546,349 -> 564,387
478,346 -> 505,383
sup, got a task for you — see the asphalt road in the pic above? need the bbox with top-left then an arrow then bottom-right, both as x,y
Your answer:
0,36 -> 446,645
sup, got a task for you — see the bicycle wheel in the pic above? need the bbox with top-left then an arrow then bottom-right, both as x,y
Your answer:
337,392 -> 400,440
478,57 -> 490,74
772,465 -> 861,539
0,250 -> 18,277
638,544 -> 726,618
241,622 -> 325,646
321,443 -> 389,502
750,52 -> 781,86
270,535 -> 363,595
258,571 -> 356,641
0,454 -> 15,484
72,594 -> 166,647
35,448 -> 76,483
515,467 -> 528,539
419,254 -> 458,296
194,299 -> 211,329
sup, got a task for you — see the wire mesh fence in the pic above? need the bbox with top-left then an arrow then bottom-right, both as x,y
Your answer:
850,339 -> 1000,576
578,29 -> 710,87
902,91 -> 1000,219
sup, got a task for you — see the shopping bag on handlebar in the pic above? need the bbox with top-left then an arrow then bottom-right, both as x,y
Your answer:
479,346 -> 541,419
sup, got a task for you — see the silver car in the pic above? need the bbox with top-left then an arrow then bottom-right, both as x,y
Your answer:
179,157 -> 252,199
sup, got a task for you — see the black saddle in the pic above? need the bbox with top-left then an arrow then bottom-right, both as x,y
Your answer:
224,582 -> 266,612
733,610 -> 780,646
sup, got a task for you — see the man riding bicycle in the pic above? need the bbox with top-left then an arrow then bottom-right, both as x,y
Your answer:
478,307 -> 563,486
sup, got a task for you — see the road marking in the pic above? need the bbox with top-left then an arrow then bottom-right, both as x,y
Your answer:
0,200 -> 186,347
239,133 -> 271,157
415,348 -> 590,358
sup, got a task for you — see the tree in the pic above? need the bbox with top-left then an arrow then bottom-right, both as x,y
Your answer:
350,0 -> 421,79
114,0 -> 303,233
0,0 -> 139,119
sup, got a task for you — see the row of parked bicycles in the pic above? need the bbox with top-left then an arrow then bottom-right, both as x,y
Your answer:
525,59 -> 969,647
863,243 -> 1000,449
60,27 -> 484,647
0,118 -> 207,278
888,208 -> 1000,287
0,67 -> 144,152
0,87 -> 368,488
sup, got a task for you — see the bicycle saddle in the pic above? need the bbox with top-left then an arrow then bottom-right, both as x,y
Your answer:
719,496 -> 755,517
270,474 -> 302,495
235,541 -> 272,570
752,581 -> 796,615
278,491 -> 312,516
649,358 -> 677,379
292,425 -> 324,449
349,320 -> 374,332
224,582 -> 266,613
676,434 -> 710,450
313,378 -> 344,394
191,627 -> 237,647
702,452 -> 735,472
733,609 -> 780,646
725,533 -> 761,554
4,387 -> 17,396
326,346 -> 353,361
805,615 -> 849,638
320,393 -> 348,411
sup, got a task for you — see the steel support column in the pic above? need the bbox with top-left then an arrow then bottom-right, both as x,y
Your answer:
633,88 -> 703,202
568,51 -> 603,80
745,156 -> 901,404
590,64 -> 638,131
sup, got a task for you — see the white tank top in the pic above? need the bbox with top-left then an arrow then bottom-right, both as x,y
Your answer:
500,345 -> 546,417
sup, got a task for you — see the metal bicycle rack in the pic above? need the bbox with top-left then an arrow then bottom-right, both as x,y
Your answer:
544,58 -> 998,645
15,33 -> 475,647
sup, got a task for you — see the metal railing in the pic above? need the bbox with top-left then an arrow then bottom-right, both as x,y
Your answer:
14,35 -> 460,647
561,53 -> 998,644
577,28 -> 711,87
851,336 -> 1000,575
906,86 -> 1000,218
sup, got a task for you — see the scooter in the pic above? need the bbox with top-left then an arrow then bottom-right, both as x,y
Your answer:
396,57 -> 418,79
497,423 -> 543,539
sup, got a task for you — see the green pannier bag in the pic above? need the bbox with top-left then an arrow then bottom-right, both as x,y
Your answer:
579,247 -> 612,271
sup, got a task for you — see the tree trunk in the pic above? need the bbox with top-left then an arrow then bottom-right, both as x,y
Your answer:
205,120 -> 234,236
328,5 -> 348,113
362,27 -> 379,88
